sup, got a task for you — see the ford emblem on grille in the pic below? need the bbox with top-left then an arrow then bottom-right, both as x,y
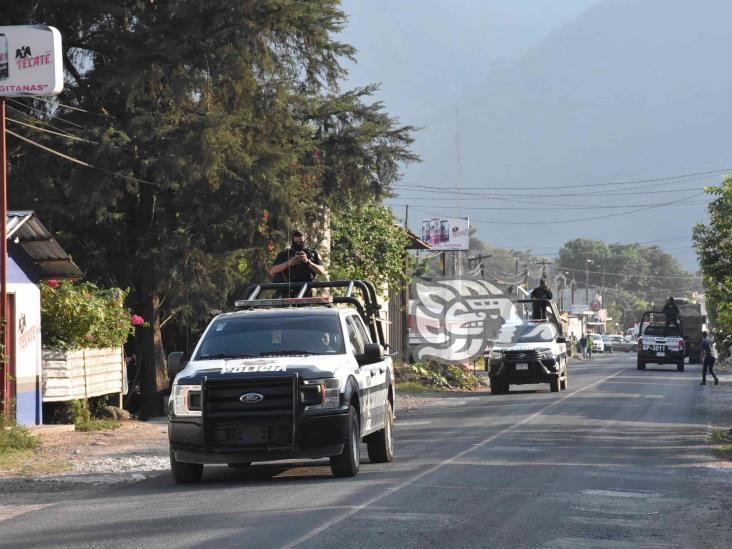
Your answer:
239,392 -> 264,404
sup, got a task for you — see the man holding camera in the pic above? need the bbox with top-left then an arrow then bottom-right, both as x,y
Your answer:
268,230 -> 326,296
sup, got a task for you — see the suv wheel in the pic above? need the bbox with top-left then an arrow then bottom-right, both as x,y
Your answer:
490,379 -> 509,394
170,450 -> 203,484
330,405 -> 360,477
550,376 -> 560,392
560,363 -> 568,390
366,401 -> 394,463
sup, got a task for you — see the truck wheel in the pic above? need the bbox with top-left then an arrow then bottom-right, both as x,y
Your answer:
637,359 -> 646,370
366,402 -> 394,463
560,366 -> 568,390
170,450 -> 203,484
490,379 -> 509,394
550,376 -> 560,392
330,405 -> 360,477
677,361 -> 685,372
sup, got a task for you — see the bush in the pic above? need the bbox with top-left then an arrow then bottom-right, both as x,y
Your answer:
0,423 -> 40,453
40,280 -> 138,350
396,362 -> 483,391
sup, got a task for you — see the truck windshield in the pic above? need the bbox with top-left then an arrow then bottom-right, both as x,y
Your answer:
195,314 -> 346,359
496,323 -> 556,344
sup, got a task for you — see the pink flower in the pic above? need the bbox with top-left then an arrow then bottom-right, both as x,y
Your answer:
267,242 -> 274,252
84,334 -> 93,341
47,279 -> 59,288
263,210 -> 269,222
131,314 -> 145,326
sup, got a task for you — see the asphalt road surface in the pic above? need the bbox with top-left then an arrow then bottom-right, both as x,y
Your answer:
2,353 -> 731,548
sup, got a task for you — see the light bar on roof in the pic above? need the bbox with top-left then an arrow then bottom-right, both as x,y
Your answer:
234,296 -> 334,308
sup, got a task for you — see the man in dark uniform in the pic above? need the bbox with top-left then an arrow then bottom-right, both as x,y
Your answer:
663,296 -> 680,330
530,278 -> 553,319
268,230 -> 326,297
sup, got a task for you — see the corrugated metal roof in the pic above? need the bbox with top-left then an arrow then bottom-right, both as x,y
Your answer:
7,211 -> 83,279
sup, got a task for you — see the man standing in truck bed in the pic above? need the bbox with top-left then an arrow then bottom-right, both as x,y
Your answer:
269,230 -> 326,296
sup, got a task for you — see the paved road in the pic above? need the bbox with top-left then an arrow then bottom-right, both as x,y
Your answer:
2,353 -> 731,548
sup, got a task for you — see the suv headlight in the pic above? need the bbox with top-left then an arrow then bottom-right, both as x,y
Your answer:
301,378 -> 340,410
536,348 -> 555,360
170,384 -> 202,417
490,350 -> 504,359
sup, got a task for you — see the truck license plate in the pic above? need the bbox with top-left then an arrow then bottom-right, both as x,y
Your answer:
656,352 -> 665,357
515,363 -> 529,370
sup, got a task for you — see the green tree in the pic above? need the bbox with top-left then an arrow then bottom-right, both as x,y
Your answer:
329,200 -> 412,290
2,1 -> 416,416
694,177 -> 732,333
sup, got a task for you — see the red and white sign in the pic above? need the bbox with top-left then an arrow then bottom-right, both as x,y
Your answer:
0,25 -> 63,96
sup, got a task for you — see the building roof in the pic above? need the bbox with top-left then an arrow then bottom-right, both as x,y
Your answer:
7,211 -> 83,279
400,226 -> 431,250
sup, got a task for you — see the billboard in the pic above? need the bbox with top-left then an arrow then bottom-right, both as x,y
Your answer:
0,25 -> 63,96
420,216 -> 469,250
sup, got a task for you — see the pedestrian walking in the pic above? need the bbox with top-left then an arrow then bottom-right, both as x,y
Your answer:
579,334 -> 588,359
586,335 -> 593,359
701,331 -> 719,385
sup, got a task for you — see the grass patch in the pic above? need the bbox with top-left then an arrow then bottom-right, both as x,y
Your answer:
709,428 -> 732,459
396,381 -> 434,393
75,419 -> 122,432
0,424 -> 40,452
0,424 -> 70,476
396,362 -> 485,391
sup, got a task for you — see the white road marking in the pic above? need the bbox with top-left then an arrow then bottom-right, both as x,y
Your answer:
283,367 -> 627,548
396,420 -> 432,426
582,489 -> 658,499
0,504 -> 52,523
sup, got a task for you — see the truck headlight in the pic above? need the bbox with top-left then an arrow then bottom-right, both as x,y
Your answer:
490,350 -> 504,359
301,378 -> 340,410
170,384 -> 202,417
536,348 -> 555,360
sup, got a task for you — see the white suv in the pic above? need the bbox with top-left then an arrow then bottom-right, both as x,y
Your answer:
589,333 -> 605,352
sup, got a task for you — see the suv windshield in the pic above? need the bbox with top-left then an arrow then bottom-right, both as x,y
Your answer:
643,324 -> 681,337
496,323 -> 557,344
195,314 -> 346,360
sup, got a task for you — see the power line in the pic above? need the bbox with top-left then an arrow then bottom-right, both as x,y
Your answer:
23,95 -> 112,119
6,97 -> 88,130
394,185 -> 706,199
6,129 -> 161,189
411,192 -> 706,225
6,104 -> 87,141
394,167 -> 732,192
7,116 -> 99,144
558,265 -> 701,280
386,198 -> 709,211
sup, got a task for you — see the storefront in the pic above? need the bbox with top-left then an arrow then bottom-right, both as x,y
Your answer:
1,211 -> 81,425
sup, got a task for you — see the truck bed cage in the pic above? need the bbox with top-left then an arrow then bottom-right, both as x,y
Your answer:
241,280 -> 386,347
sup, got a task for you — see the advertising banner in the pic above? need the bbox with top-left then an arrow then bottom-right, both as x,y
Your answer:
0,25 -> 63,96
420,216 -> 470,250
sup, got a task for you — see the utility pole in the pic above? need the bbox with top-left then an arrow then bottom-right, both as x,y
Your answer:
585,259 -> 592,305
468,254 -> 492,278
535,259 -> 552,280
402,204 -> 409,362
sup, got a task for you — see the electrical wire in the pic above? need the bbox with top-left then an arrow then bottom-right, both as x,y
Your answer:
410,191 -> 705,225
7,116 -> 99,144
395,185 -> 706,199
6,97 -> 88,130
557,265 -> 701,280
23,95 -> 112,119
386,198 -> 709,211
394,167 -> 732,192
6,104 -> 88,141
6,129 -> 161,189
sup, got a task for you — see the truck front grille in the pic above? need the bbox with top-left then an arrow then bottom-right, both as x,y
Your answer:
504,350 -> 538,362
202,375 -> 297,450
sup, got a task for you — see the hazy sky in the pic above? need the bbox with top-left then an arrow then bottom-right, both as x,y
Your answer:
338,0 -> 713,270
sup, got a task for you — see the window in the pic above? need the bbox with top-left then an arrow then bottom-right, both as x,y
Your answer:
351,315 -> 373,345
346,317 -> 365,355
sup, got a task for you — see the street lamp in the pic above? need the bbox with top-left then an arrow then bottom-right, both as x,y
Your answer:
585,259 -> 592,305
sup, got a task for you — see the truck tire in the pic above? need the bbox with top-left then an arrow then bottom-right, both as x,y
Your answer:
560,366 -> 568,390
490,379 -> 509,394
550,376 -> 560,392
677,361 -> 685,372
170,450 -> 203,484
366,401 -> 394,463
330,405 -> 360,477
637,359 -> 645,370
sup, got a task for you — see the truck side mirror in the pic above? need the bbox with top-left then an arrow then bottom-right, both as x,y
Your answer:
167,351 -> 188,380
358,343 -> 384,366
556,336 -> 567,344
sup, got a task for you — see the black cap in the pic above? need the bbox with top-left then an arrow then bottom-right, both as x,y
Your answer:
291,229 -> 304,238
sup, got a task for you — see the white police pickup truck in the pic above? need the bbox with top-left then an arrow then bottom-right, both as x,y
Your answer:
636,311 -> 685,371
167,280 -> 395,483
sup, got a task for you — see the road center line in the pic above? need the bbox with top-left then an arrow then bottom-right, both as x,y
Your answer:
283,366 -> 628,548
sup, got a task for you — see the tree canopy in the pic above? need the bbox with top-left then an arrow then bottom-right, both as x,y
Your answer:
1,1 -> 417,415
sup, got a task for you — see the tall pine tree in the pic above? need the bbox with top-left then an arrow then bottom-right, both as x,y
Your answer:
2,1 -> 416,416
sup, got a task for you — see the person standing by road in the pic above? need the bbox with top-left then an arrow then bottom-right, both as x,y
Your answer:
579,334 -> 588,359
269,230 -> 326,297
586,335 -> 593,359
530,278 -> 553,319
701,331 -> 719,386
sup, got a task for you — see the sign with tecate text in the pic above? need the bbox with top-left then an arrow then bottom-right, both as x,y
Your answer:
0,25 -> 63,96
